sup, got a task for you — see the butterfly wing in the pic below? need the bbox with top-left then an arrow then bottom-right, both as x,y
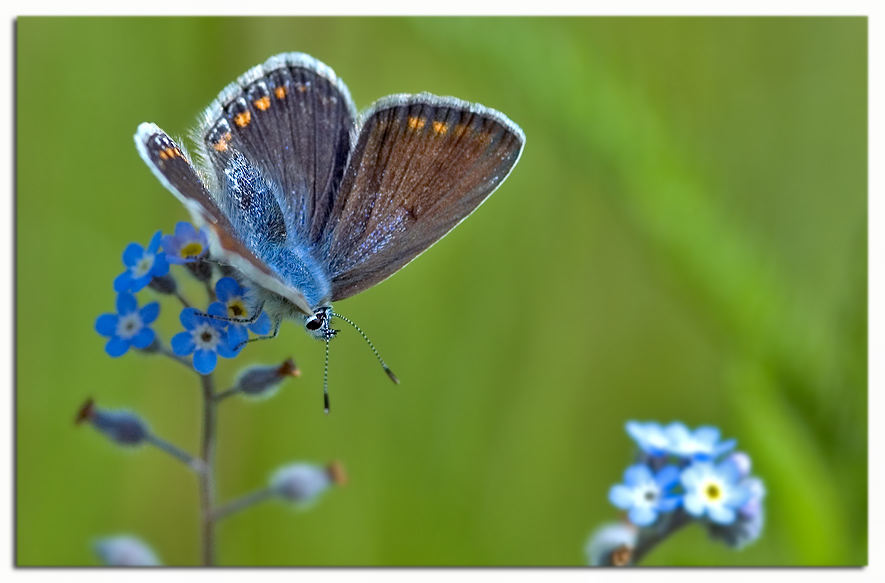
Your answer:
134,123 -> 313,315
325,94 -> 525,301
194,52 -> 357,248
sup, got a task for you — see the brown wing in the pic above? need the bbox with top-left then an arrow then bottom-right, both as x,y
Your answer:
324,94 -> 525,301
134,123 -> 313,315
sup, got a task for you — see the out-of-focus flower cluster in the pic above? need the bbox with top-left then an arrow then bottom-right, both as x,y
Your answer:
587,420 -> 766,566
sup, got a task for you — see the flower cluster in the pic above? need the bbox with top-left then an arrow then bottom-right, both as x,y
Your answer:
94,222 -> 274,374
84,221 -> 337,566
587,420 -> 765,566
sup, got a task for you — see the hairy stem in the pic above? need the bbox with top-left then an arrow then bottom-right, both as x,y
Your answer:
199,373 -> 217,566
144,434 -> 203,473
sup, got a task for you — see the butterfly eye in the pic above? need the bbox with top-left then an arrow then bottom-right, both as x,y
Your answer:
305,317 -> 321,331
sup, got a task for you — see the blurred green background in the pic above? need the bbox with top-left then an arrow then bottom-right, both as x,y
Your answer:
16,17 -> 867,566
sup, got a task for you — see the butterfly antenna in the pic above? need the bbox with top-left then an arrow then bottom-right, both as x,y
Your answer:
332,311 -> 400,384
323,340 -> 331,415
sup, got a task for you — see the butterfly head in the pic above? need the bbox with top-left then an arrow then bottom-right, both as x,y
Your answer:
303,306 -> 338,341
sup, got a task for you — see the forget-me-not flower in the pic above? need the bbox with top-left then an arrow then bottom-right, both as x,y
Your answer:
161,221 -> 209,264
95,292 -> 159,357
210,277 -> 271,351
609,463 -> 680,526
113,231 -> 170,293
665,423 -> 737,460
681,459 -> 750,525
171,307 -> 237,374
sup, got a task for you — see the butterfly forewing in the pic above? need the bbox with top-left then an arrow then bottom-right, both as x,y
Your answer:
197,53 -> 357,247
326,95 -> 525,301
134,123 -> 313,315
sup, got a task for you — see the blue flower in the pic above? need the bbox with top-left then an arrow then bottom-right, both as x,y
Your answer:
161,221 -> 209,265
625,420 -> 736,460
95,292 -> 159,357
609,464 -> 681,527
681,459 -> 751,525
665,423 -> 736,460
113,231 -> 170,292
210,277 -> 271,351
625,421 -> 672,456
170,307 -> 237,374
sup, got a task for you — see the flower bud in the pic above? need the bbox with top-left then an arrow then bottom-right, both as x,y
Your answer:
76,399 -> 148,446
269,461 -> 345,507
235,359 -> 300,399
186,259 -> 214,282
585,522 -> 638,566
93,535 -> 161,566
148,273 -> 177,295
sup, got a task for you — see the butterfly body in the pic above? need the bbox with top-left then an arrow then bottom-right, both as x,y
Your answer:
135,52 -> 524,353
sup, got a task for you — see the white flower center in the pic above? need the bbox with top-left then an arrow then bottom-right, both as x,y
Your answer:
633,483 -> 660,508
115,313 -> 143,340
192,323 -> 221,350
132,254 -> 155,278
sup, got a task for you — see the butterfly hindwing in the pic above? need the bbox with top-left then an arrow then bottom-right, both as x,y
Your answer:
325,94 -> 525,301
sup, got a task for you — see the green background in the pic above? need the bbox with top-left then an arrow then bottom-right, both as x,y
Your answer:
17,17 -> 867,566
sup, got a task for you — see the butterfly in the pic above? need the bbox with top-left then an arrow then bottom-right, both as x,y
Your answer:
134,52 -> 525,412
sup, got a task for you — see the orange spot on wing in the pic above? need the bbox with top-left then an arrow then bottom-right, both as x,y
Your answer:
408,116 -> 426,131
213,132 -> 232,152
234,111 -> 251,128
254,96 -> 271,111
274,86 -> 287,99
432,120 -> 447,135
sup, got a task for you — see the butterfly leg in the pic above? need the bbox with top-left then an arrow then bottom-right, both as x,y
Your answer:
196,302 -> 267,325
232,316 -> 282,351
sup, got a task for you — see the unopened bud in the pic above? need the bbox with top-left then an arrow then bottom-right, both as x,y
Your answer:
269,461 -> 344,508
93,536 -> 161,566
235,359 -> 300,399
186,259 -> 213,282
148,273 -> 177,295
76,398 -> 148,446
585,522 -> 638,566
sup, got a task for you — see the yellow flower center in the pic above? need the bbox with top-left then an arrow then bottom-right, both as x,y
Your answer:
180,242 -> 203,259
228,300 -> 247,319
705,483 -> 722,501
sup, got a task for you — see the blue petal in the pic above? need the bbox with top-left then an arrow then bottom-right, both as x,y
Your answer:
95,314 -> 118,336
105,337 -> 130,357
175,221 -> 196,238
215,277 -> 242,303
122,243 -> 144,267
113,271 -> 133,292
682,492 -> 705,517
147,230 -> 163,253
655,465 -> 681,489
152,252 -> 170,277
130,274 -> 152,292
160,233 -> 177,253
712,438 -> 738,458
694,425 -> 721,447
680,463 -> 708,489
708,505 -> 736,525
171,331 -> 196,356
180,307 -> 201,329
608,485 -> 634,510
116,292 -> 137,315
628,506 -> 657,527
226,325 -> 249,352
623,464 -> 653,487
249,311 -> 271,335
658,495 -> 681,513
140,302 -> 160,325
131,328 -> 155,349
207,302 -> 228,319
193,349 -> 217,374
216,335 -> 238,358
